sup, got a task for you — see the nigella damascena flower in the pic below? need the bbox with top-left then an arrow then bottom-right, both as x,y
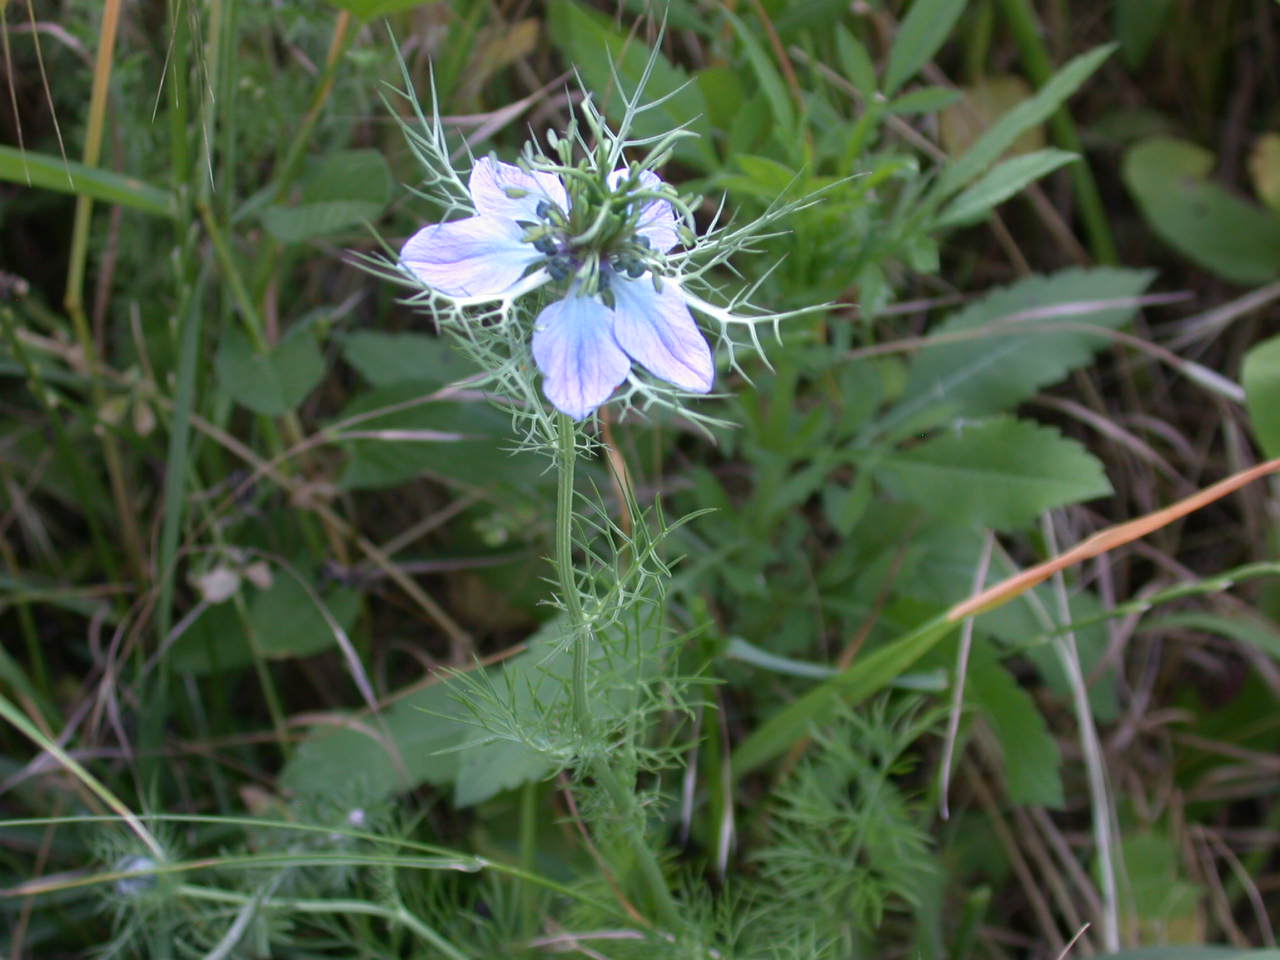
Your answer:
400,157 -> 713,420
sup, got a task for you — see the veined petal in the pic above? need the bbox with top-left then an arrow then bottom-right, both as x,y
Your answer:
608,168 -> 680,253
532,292 -> 630,420
610,274 -> 713,393
400,216 -> 537,298
470,156 -> 568,224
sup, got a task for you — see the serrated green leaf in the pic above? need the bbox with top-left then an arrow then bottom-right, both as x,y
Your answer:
883,267 -> 1153,431
0,146 -> 174,217
215,326 -> 325,416
1124,137 -> 1280,285
1243,334 -> 1280,458
935,148 -> 1077,226
967,640 -> 1064,807
883,0 -> 968,96
933,44 -> 1113,201
873,418 -> 1112,532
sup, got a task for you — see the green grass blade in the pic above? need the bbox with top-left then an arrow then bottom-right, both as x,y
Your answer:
0,145 -> 174,217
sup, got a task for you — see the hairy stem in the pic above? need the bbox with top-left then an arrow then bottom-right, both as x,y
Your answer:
553,413 -> 682,934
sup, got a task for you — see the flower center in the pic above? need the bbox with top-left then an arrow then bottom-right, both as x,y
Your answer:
516,183 -> 658,297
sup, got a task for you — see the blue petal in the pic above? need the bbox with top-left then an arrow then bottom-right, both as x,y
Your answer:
532,293 -> 631,420
470,156 -> 568,224
608,168 -> 680,253
400,216 -> 536,298
609,275 -> 713,393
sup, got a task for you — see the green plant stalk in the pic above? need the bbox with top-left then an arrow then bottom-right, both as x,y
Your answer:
553,414 -> 682,933
60,0 -> 149,588
6,812 -> 622,916
518,780 -> 538,936
176,885 -> 470,959
996,0 -> 1118,264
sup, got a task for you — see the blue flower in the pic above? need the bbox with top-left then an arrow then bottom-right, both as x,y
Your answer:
401,158 -> 713,420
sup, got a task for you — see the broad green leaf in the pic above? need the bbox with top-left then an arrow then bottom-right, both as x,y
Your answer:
1243,334 -> 1280,458
883,0 -> 968,96
546,0 -> 713,170
170,574 -> 359,674
282,682 -> 466,802
967,640 -> 1064,807
455,739 -> 552,808
882,267 -> 1153,432
340,331 -> 472,389
1123,138 -> 1280,285
933,44 -> 1114,201
1115,0 -> 1176,70
0,145 -> 173,217
935,148 -> 1077,226
215,325 -> 325,416
873,418 -> 1112,532
260,150 -> 392,242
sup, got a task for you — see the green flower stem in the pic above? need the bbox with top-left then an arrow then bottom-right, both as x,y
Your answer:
555,414 -> 592,735
553,414 -> 682,934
